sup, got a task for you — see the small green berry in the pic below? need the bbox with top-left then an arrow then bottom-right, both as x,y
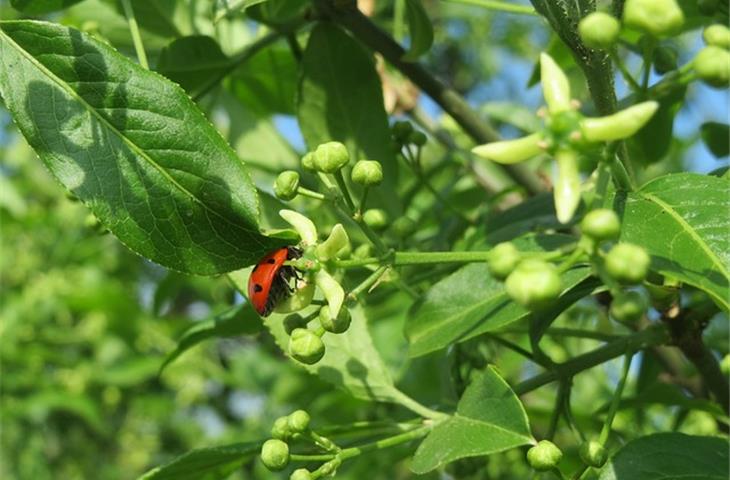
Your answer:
578,12 -> 621,50
623,0 -> 685,37
488,242 -> 521,280
288,328 -> 326,364
301,151 -> 316,171
274,171 -> 300,201
694,46 -> 730,88
391,120 -> 414,142
704,24 -> 730,49
505,260 -> 562,310
605,243 -> 650,284
314,141 -> 350,173
527,440 -> 563,471
581,209 -> 620,242
318,305 -> 351,334
271,416 -> 291,440
290,469 -> 312,480
351,160 -> 384,187
579,440 -> 607,468
610,290 -> 648,323
287,410 -> 311,433
260,439 -> 290,471
653,45 -> 678,74
409,130 -> 428,146
362,209 -> 388,230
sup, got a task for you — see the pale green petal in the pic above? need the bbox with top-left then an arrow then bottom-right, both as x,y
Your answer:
471,132 -> 543,164
580,101 -> 659,142
540,53 -> 572,114
554,150 -> 581,224
279,209 -> 318,246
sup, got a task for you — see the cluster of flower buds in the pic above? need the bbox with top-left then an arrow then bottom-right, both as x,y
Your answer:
695,24 -> 730,88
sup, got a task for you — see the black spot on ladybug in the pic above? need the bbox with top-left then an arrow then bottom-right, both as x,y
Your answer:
254,284 -> 263,293
267,258 -> 276,264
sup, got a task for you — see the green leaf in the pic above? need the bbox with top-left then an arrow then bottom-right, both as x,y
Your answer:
598,432 -> 729,480
156,36 -> 230,97
114,0 -> 182,38
484,192 -> 578,244
629,85 -> 686,165
402,0 -> 434,61
616,173 -> 730,310
410,366 -> 533,473
230,44 -> 297,116
138,442 -> 260,480
245,0 -> 308,27
701,122 -> 730,158
10,0 -> 83,14
213,0 -> 268,23
406,235 -> 592,357
298,23 -> 400,212
159,303 -> 263,373
0,20 -> 285,275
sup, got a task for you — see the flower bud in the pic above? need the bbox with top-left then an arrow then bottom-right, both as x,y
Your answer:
694,46 -> 730,88
362,209 -> 388,230
260,439 -> 290,471
391,120 -> 414,142
391,216 -> 416,238
653,45 -> 678,74
301,151 -> 316,171
472,132 -> 543,164
610,290 -> 648,322
488,242 -> 521,280
318,305 -> 351,334
505,260 -> 562,310
315,269 -> 345,319
704,25 -> 730,49
527,440 -> 563,471
271,416 -> 291,440
578,12 -> 621,50
409,130 -> 428,146
540,53 -> 572,114
287,410 -> 311,433
554,149 -> 582,224
581,209 -> 620,242
314,141 -> 350,173
316,224 -> 350,261
289,328 -> 326,365
290,469 -> 312,480
351,160 -> 384,187
580,101 -> 658,142
279,209 -> 318,246
579,440 -> 607,468
623,0 -> 685,37
274,171 -> 300,201
605,243 -> 651,284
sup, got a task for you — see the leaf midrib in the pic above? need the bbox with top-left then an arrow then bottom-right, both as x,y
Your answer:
0,23 -> 253,234
637,190 -> 730,281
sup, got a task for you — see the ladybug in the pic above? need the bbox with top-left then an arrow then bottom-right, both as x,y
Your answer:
248,246 -> 302,316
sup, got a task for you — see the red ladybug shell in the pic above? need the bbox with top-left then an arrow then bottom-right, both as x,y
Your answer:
248,247 -> 301,316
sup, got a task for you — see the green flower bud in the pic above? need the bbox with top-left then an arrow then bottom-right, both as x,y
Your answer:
472,132 -> 543,164
610,290 -> 648,322
704,25 -> 730,49
301,152 -> 316,171
271,416 -> 291,440
289,328 -> 326,365
391,216 -> 416,238
554,149 -> 582,224
274,171 -> 300,201
581,209 -> 620,242
283,313 -> 308,335
694,46 -> 730,88
290,469 -> 312,480
580,101 -> 659,142
579,440 -> 607,468
287,410 -> 311,433
409,130 -> 428,146
540,53 -> 572,114
260,439 -> 290,471
527,440 -> 563,471
505,260 -> 562,310
605,243 -> 651,284
318,305 -> 351,334
623,0 -> 685,37
279,209 -> 318,246
315,269 -> 345,319
362,209 -> 388,230
391,120 -> 414,142
579,12 -> 621,50
314,141 -> 350,173
351,160 -> 384,187
488,242 -> 521,280
316,224 -> 350,261
653,45 -> 678,74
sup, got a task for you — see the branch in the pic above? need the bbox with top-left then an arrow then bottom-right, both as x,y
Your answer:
314,0 -> 545,195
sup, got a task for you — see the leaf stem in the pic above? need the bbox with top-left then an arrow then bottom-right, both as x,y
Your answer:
599,351 -> 634,444
120,0 -> 149,69
443,0 -> 538,15
333,170 -> 356,212
336,424 -> 433,460
347,265 -> 389,302
298,186 -> 327,200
